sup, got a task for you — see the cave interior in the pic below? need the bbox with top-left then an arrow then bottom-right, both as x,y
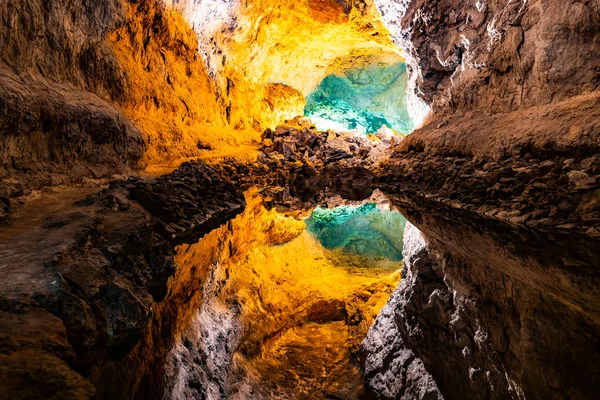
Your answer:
0,0 -> 598,400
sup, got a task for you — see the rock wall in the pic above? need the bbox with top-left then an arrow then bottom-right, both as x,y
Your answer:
363,1 -> 600,399
375,0 -> 600,117
364,191 -> 599,399
0,0 -> 144,197
166,0 -> 402,130
361,223 -> 443,400
0,0 -> 236,205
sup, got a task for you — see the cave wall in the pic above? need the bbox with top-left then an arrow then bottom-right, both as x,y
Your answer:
0,0 -> 236,203
1,0 -> 404,213
364,195 -> 599,399
363,1 -> 600,399
0,0 -> 143,195
375,0 -> 600,117
166,0 -> 403,130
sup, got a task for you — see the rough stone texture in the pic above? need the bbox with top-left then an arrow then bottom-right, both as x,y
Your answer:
363,1 -> 600,399
0,0 -> 241,216
369,191 -> 600,400
258,116 -> 392,211
0,0 -> 144,199
375,0 -> 600,116
0,160 -> 245,399
378,118 -> 600,236
166,0 -> 400,125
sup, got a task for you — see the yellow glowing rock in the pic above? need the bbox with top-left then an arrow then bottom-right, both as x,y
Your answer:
166,0 -> 403,132
105,0 -> 261,166
102,0 -> 403,168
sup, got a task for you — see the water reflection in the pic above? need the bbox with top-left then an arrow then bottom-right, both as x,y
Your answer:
305,203 -> 407,261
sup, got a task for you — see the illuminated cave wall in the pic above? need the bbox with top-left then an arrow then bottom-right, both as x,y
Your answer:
166,0 -> 403,132
306,203 -> 407,261
0,0 -> 409,187
305,62 -> 414,134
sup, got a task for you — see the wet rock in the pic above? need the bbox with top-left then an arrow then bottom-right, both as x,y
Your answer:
363,200 -> 600,400
257,117 -> 389,210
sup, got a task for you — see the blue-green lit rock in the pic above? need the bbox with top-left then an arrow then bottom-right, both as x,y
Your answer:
304,63 -> 414,135
305,203 -> 407,261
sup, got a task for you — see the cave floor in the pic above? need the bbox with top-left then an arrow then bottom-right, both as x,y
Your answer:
0,186 -> 103,305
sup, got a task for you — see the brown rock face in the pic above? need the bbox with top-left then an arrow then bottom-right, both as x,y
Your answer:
0,0 -> 241,209
377,0 -> 600,115
0,0 -> 145,200
363,1 -> 600,399
364,193 -> 599,399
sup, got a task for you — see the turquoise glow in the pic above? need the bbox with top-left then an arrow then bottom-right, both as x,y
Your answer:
304,62 -> 414,135
305,203 -> 407,261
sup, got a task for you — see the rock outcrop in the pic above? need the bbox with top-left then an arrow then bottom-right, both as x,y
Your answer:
0,0 -> 233,210
375,0 -> 600,117
364,188 -> 599,399
258,117 -> 395,211
361,225 -> 443,400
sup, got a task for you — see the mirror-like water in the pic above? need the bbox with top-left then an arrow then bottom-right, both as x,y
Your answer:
306,202 -> 407,261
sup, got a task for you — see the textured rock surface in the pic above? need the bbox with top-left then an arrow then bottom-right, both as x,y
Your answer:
362,224 -> 443,400
0,160 -> 245,399
168,0 -> 401,106
0,0 -> 144,200
366,191 -> 600,400
1,0 -> 404,222
375,0 -> 600,117
0,0 -> 236,209
258,116 -> 394,211
362,1 -> 600,399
